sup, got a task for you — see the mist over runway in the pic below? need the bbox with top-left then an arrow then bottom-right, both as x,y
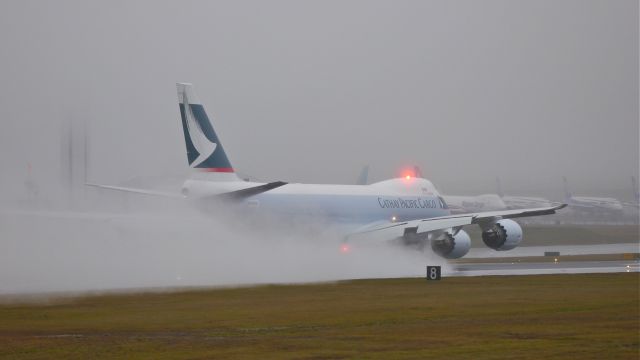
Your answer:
0,208 -> 449,294
1,205 -> 637,295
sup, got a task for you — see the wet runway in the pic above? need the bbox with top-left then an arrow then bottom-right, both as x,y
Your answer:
465,243 -> 639,258
449,260 -> 639,276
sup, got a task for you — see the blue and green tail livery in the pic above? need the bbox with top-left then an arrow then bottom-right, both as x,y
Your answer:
177,83 -> 234,173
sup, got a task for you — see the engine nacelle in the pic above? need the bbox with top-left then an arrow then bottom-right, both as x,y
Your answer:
431,230 -> 471,259
481,219 -> 523,251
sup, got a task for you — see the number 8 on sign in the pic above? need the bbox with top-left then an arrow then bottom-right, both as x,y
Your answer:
426,266 -> 441,281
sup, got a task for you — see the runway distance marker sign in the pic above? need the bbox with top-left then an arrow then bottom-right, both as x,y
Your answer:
426,266 -> 441,281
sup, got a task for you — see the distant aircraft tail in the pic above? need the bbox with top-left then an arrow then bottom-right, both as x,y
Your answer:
496,177 -> 504,198
177,83 -> 238,180
413,165 -> 423,178
356,165 -> 369,185
562,176 -> 572,202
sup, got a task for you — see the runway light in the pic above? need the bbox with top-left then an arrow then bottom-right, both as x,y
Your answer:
405,175 -> 411,180
391,216 -> 397,222
554,258 -> 558,263
340,244 -> 351,254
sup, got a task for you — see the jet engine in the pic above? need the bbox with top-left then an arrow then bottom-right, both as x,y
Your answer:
481,219 -> 523,251
431,230 -> 471,259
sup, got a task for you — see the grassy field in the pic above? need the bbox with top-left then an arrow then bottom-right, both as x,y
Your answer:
0,274 -> 638,359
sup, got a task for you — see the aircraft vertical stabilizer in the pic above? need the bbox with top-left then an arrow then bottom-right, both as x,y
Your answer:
413,166 -> 423,178
496,177 -> 504,198
356,165 -> 370,185
562,176 -> 572,202
177,83 -> 239,181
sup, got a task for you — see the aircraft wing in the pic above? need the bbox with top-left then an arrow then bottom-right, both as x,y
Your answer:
347,204 -> 567,240
565,202 -> 594,209
466,204 -> 567,223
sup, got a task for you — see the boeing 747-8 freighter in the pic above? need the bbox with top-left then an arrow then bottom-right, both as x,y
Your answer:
92,83 -> 566,259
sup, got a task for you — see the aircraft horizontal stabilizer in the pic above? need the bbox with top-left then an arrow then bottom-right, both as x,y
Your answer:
86,183 -> 185,198
213,181 -> 288,201
87,181 -> 288,202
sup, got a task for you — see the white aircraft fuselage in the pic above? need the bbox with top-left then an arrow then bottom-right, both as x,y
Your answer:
184,177 -> 450,228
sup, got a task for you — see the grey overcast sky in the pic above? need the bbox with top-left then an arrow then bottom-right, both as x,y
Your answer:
0,0 -> 638,199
